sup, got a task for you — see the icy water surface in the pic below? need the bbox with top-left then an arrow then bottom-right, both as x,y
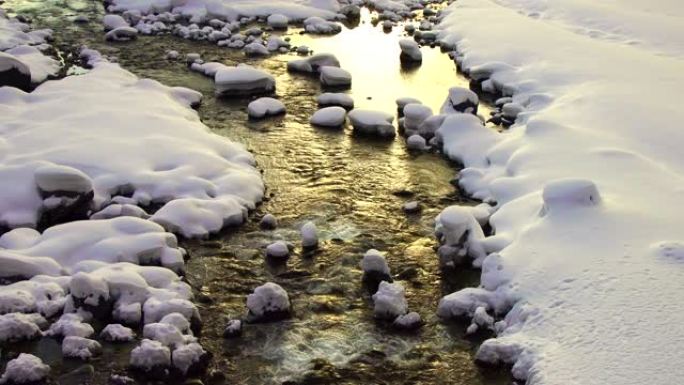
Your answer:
1,1 -> 505,384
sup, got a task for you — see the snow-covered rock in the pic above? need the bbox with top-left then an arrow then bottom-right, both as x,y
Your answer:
399,39 -> 422,62
0,313 -> 45,343
301,221 -> 318,249
265,241 -> 289,259
4,45 -> 59,84
172,342 -> 209,375
0,354 -> 49,385
441,87 -> 478,114
348,110 -> 396,138
130,339 -> 171,372
247,97 -> 286,119
406,135 -> 428,151
317,92 -> 354,110
303,16 -> 341,34
243,42 -> 269,57
223,319 -> 242,338
319,66 -> 351,88
361,249 -> 392,285
143,322 -> 185,348
103,14 -> 129,31
267,14 -> 289,29
310,106 -> 346,128
105,26 -> 138,42
434,205 -> 486,267
215,65 -> 275,96
0,51 -> 31,91
101,323 -> 135,342
287,53 -> 339,73
392,311 -> 422,330
403,103 -> 433,135
259,213 -> 277,229
246,282 -> 291,322
372,281 -> 407,320
62,336 -> 102,360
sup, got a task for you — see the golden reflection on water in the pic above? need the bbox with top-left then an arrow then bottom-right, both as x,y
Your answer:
286,8 -> 472,114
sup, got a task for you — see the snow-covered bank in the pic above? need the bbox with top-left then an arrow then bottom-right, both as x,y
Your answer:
434,1 -> 684,384
0,54 -> 263,238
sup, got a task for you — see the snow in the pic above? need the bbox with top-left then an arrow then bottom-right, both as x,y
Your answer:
143,322 -> 185,348
434,205 -> 487,267
215,65 -> 275,96
243,42 -> 269,57
62,336 -> 102,360
348,110 -> 396,138
319,66 -> 351,88
0,354 -> 50,385
372,281 -> 407,320
105,26 -> 138,42
300,221 -> 318,248
246,282 -> 291,321
392,311 -> 422,330
0,55 -> 262,237
317,92 -> 353,110
399,39 -> 422,62
403,103 -> 432,136
265,241 -> 289,259
406,135 -> 427,151
101,323 -> 135,342
46,313 -> 94,338
310,106 -> 346,128
247,97 -> 286,119
433,0 -> 684,384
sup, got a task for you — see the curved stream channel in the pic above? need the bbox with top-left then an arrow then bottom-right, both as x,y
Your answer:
3,1 -> 507,384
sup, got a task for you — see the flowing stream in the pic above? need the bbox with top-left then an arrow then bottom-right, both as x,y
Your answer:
1,1 -> 507,384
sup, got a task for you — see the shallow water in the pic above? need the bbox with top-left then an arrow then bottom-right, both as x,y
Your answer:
1,2 -> 505,384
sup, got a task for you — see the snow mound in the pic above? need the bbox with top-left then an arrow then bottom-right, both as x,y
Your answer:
0,313 -> 45,343
399,39 -> 422,62
0,55 -> 263,237
130,339 -> 171,371
441,87 -> 478,114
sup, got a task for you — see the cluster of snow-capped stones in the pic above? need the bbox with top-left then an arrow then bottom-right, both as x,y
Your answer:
246,282 -> 291,322
360,250 -> 421,331
485,96 -> 526,127
0,9 -> 59,90
130,312 -> 209,377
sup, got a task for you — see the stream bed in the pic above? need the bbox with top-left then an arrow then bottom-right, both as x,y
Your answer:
1,1 -> 507,384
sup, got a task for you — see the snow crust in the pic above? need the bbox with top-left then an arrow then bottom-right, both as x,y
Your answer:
434,1 -> 684,384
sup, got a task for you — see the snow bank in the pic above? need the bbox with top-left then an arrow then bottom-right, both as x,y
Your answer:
434,1 -> 684,384
0,55 -> 263,237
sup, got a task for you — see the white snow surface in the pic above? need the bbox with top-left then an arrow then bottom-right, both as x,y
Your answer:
0,12 -> 58,85
246,282 -> 290,318
435,1 -> 684,384
0,57 -> 263,236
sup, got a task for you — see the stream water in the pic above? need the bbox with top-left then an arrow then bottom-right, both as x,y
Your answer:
1,1 -> 507,384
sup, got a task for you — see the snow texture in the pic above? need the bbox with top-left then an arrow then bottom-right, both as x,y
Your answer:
0,354 -> 49,385
434,1 -> 684,384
